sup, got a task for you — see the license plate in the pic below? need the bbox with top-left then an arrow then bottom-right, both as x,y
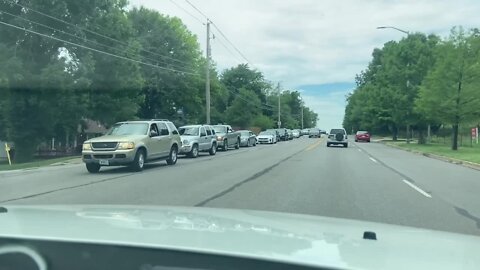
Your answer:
99,160 -> 109,166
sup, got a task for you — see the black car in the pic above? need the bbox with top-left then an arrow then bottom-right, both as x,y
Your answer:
276,128 -> 288,141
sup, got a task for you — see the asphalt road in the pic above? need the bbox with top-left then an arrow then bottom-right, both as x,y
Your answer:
1,137 -> 480,236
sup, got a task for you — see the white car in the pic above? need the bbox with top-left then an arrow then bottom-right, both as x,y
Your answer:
256,131 -> 277,144
2,205 -> 480,270
327,128 -> 348,147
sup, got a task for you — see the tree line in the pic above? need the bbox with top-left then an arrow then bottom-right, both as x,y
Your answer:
343,27 -> 480,150
0,0 -> 317,162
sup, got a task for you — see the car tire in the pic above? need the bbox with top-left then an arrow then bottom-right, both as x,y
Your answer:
223,140 -> 228,151
86,163 -> 100,173
326,143 -> 330,147
188,144 -> 199,158
131,149 -> 146,172
209,143 -> 217,155
367,140 -> 371,143
344,143 -> 348,148
253,140 -> 256,146
166,146 -> 178,165
355,139 -> 358,142
235,138 -> 240,149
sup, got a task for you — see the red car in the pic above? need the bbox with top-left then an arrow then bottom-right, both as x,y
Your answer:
355,131 -> 370,142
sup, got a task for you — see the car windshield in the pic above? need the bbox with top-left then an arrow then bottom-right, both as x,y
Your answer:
2,1 -> 480,262
213,126 -> 227,133
106,123 -> 149,136
330,129 -> 345,135
179,127 -> 199,136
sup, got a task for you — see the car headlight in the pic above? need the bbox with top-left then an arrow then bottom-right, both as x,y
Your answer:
217,136 -> 223,140
118,142 -> 135,150
82,143 -> 92,150
182,139 -> 190,145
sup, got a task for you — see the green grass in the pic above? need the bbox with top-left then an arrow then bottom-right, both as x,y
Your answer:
0,156 -> 80,171
387,142 -> 480,164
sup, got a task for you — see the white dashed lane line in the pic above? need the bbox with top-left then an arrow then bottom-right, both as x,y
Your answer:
369,157 -> 378,163
402,179 -> 432,198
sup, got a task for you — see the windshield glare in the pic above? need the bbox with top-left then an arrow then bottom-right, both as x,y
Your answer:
179,127 -> 199,136
213,126 -> 227,133
107,123 -> 149,136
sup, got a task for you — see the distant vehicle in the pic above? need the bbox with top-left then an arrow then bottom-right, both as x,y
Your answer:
301,128 -> 310,136
82,120 -> 181,173
257,131 -> 277,144
292,129 -> 300,138
213,125 -> 241,151
308,128 -> 321,138
355,131 -> 371,142
178,125 -> 217,158
320,130 -> 327,135
327,128 -> 348,147
287,129 -> 294,140
266,129 -> 281,141
275,128 -> 288,141
238,130 -> 257,147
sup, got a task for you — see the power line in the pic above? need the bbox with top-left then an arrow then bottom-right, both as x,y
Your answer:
3,0 -> 193,67
169,0 -> 204,24
183,0 -> 209,19
212,33 -> 243,63
0,9 -> 198,74
0,19 -> 200,76
211,22 -> 254,67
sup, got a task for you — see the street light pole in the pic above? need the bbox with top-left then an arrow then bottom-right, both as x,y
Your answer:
377,26 -> 411,143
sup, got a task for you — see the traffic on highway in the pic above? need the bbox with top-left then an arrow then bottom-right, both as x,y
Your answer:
1,0 -> 480,269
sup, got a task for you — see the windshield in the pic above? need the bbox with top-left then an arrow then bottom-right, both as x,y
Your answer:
213,126 -> 227,133
2,1 -> 479,261
106,123 -> 148,136
179,127 -> 199,136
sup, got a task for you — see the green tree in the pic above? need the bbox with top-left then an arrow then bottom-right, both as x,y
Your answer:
416,28 -> 480,150
225,88 -> 262,128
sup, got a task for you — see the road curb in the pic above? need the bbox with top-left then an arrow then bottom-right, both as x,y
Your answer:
382,142 -> 480,171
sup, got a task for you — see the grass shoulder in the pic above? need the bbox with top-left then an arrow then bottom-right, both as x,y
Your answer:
385,141 -> 480,164
0,156 -> 81,171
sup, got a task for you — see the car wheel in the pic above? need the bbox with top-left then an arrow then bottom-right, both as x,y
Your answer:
326,143 -> 330,147
209,143 -> 217,155
344,143 -> 348,148
223,140 -> 228,151
131,149 -> 146,172
254,140 -> 256,146
235,138 -> 240,149
367,140 -> 371,143
86,163 -> 100,173
166,146 -> 178,165
355,139 -> 358,142
189,144 -> 199,158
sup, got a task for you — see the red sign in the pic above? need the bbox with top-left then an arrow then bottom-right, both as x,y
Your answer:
472,128 -> 478,138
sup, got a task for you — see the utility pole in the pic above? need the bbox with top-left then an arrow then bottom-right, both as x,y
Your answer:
277,83 -> 281,128
301,105 -> 304,130
205,20 -> 211,124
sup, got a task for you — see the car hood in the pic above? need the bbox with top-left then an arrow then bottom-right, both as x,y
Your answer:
1,206 -> 479,270
215,132 -> 227,137
257,135 -> 273,139
180,135 -> 199,141
86,135 -> 147,142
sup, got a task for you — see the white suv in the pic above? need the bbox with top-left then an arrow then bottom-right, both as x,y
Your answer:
327,128 -> 348,147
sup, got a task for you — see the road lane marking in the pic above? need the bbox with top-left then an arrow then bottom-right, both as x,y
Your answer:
369,157 -> 378,163
357,149 -> 362,152
305,138 -> 324,151
402,179 -> 432,198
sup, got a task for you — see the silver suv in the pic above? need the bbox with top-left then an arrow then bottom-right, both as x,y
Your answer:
82,120 -> 181,173
327,128 -> 348,147
178,125 -> 217,158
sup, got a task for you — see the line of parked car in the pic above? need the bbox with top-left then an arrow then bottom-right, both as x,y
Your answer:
81,119 -> 319,173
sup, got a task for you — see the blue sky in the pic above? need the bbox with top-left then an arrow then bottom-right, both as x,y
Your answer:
131,0 -> 480,129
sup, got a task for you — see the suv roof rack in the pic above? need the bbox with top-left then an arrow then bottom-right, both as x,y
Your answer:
150,119 -> 169,121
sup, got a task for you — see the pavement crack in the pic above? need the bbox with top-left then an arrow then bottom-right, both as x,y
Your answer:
0,173 -> 136,203
195,148 -> 305,207
454,206 -> 480,229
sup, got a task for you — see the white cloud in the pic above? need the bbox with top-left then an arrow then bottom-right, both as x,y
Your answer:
129,0 -> 480,126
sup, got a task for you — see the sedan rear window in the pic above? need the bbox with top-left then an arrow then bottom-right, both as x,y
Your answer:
356,131 -> 368,135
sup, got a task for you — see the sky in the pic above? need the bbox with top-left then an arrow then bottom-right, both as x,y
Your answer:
130,0 -> 480,130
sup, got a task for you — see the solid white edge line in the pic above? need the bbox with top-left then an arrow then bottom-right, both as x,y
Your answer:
369,157 -> 378,163
358,149 -> 362,152
402,179 -> 432,198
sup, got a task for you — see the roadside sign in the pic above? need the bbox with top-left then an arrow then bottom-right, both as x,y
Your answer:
4,143 -> 11,166
472,127 -> 479,144
277,121 -> 281,127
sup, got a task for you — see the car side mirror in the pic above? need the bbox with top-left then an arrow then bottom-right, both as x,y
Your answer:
160,129 -> 169,136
